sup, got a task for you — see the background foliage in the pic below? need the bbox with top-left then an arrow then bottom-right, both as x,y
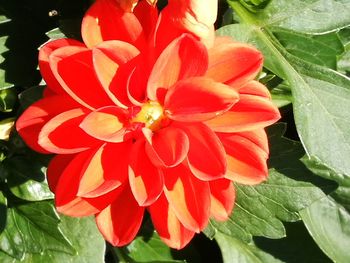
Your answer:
0,0 -> 349,262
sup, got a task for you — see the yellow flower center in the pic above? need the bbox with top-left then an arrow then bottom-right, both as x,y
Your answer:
132,101 -> 165,131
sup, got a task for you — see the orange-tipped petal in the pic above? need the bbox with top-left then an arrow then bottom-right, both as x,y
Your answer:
39,39 -> 84,95
175,123 -> 226,181
164,77 -> 238,122
95,186 -> 144,246
80,106 -> 128,143
147,34 -> 208,101
77,142 -> 130,198
49,47 -> 114,110
129,139 -> 164,206
206,93 -> 281,133
144,126 -> 189,167
54,150 -> 122,217
82,0 -> 145,49
16,95 -> 81,153
149,194 -> 195,249
164,164 -> 210,232
238,80 -> 271,98
219,130 -> 269,185
93,40 -> 140,108
209,179 -> 235,221
39,108 -> 99,154
206,41 -> 263,88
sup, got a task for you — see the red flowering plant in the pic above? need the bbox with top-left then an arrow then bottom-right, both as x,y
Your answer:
16,0 -> 280,249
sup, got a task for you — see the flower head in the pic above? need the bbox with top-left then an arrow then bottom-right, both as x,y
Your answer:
16,0 -> 280,249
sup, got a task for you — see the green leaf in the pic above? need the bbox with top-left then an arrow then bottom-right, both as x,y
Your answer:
299,158 -> 350,262
0,191 -> 6,233
124,232 -> 184,263
218,22 -> 350,178
228,0 -> 350,34
22,216 -> 106,263
5,156 -> 53,201
0,200 -> 74,260
300,197 -> 350,263
215,232 -> 282,263
204,124 -> 334,242
254,221 -> 331,263
45,28 -> 66,40
0,87 -> 16,112
269,82 -> 292,108
18,86 -> 44,110
272,28 -> 344,69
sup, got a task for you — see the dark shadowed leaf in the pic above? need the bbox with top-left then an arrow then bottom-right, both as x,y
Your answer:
5,156 -> 53,201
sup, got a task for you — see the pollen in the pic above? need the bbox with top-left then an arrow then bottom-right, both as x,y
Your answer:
132,101 -> 165,131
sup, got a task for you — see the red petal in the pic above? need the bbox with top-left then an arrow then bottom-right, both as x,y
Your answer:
147,34 -> 208,101
206,41 -> 263,88
175,123 -> 226,181
47,154 -> 75,192
134,0 -> 158,39
39,39 -> 84,95
16,95 -> 80,153
129,139 -> 164,206
49,46 -> 114,109
93,40 -> 140,108
77,142 -> 130,198
164,164 -> 210,232
209,179 -> 235,221
219,131 -> 269,185
154,0 -> 217,50
54,149 -> 121,216
80,106 -> 128,143
144,126 -> 189,167
95,186 -> 144,246
149,194 -> 195,249
39,108 -> 99,154
82,0 -> 145,49
164,77 -> 238,122
205,93 -> 281,133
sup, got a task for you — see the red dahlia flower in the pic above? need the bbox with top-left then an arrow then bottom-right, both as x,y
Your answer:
16,0 -> 280,249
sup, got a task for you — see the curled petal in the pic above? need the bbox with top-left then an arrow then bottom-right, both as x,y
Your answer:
54,149 -> 122,217
49,47 -> 115,110
206,41 -> 263,88
93,40 -> 140,108
129,139 -> 164,206
147,34 -> 208,101
149,194 -> 195,249
175,122 -> 227,181
39,39 -> 84,95
39,108 -> 99,154
77,142 -> 130,198
82,0 -> 145,49
206,93 -> 281,133
144,126 -> 189,168
80,106 -> 128,143
16,95 -> 80,153
164,77 -> 238,122
95,186 -> 144,246
164,164 -> 210,232
209,179 -> 235,221
219,130 -> 269,185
